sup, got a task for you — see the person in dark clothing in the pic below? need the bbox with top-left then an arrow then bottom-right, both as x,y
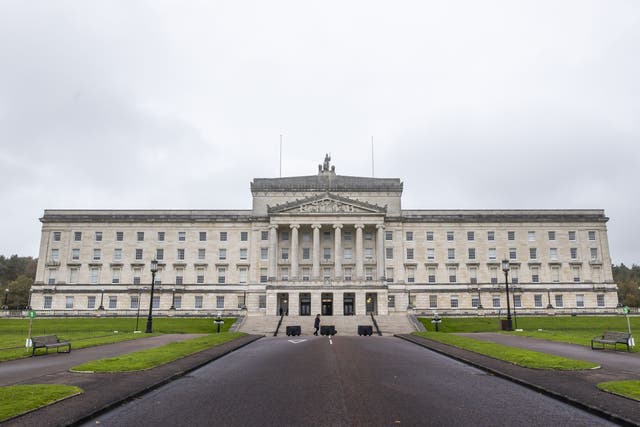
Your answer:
313,314 -> 321,336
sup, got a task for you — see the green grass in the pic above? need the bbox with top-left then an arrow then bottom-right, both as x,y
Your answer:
0,384 -> 82,422
414,331 -> 599,370
597,380 -> 640,401
0,317 -> 237,362
71,332 -> 246,372
417,315 -> 640,352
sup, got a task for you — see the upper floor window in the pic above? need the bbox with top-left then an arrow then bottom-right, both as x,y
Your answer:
219,248 -> 227,260
53,231 -> 61,241
74,231 -> 82,241
588,231 -> 596,241
426,231 -> 434,241
240,248 -> 248,260
220,231 -> 228,241
446,231 -> 454,241
507,231 -> 515,240
137,232 -> 144,241
241,231 -> 248,241
280,231 -> 289,241
385,247 -> 393,260
468,248 -> 476,260
548,231 -> 556,241
529,248 -> 537,260
95,231 -> 103,242
199,231 -> 207,241
406,248 -> 414,260
50,248 -> 59,262
487,231 -> 495,241
427,248 -> 435,260
406,231 -> 413,241
528,231 -> 536,241
93,249 -> 101,261
447,248 -> 455,260
467,231 -> 474,241
364,232 -> 373,241
158,232 -> 165,241
261,231 -> 269,241
568,230 -> 576,241
488,248 -> 496,260
385,231 -> 393,241
343,231 -> 352,241
178,231 -> 186,241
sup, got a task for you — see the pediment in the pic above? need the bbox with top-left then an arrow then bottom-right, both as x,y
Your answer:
268,193 -> 386,215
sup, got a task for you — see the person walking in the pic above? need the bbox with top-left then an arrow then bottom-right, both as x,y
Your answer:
313,314 -> 321,336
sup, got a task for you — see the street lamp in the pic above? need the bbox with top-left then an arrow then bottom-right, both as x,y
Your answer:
501,259 -> 513,331
27,288 -> 33,310
476,286 -> 483,309
145,259 -> 159,333
3,288 -> 9,309
98,288 -> 105,310
135,287 -> 143,332
546,288 -> 554,309
170,287 -> 176,310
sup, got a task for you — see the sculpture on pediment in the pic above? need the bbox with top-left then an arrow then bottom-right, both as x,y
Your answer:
319,153 -> 333,173
295,199 -> 358,213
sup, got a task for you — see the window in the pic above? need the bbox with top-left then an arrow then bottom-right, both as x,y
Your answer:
156,249 -> 164,261
406,231 -> 413,241
406,248 -> 414,260
426,231 -> 434,241
531,266 -> 539,283
174,296 -> 182,309
487,231 -> 495,241
53,231 -> 61,241
158,231 -> 165,241
507,231 -> 515,241
588,231 -> 596,241
195,296 -> 203,309
152,296 -> 160,309
534,295 -> 543,308
196,267 -> 205,284
260,268 -> 268,283
177,248 -> 185,260
282,248 -> 290,260
302,267 -> 310,281
220,231 -> 228,241
116,231 -> 124,241
385,231 -> 393,241
467,231 -> 474,241
69,267 -> 78,284
281,231 -> 289,241
386,267 -> 394,282
323,248 -> 331,260
570,247 -> 578,260
509,247 -> 517,260
427,248 -> 435,260
555,294 -> 564,308
490,267 -> 498,284
239,267 -> 248,284
407,267 -> 415,283
548,231 -> 556,241
95,231 -> 103,241
343,231 -> 352,241
528,231 -> 536,241
261,248 -> 269,260
551,266 -> 559,282
72,248 -> 80,260
93,249 -> 101,261
344,248 -> 353,260
240,248 -> 248,260
65,296 -> 74,309
447,231 -> 454,241
302,247 -> 310,260
176,270 -> 184,285
468,248 -> 476,260
325,267 -> 333,280
385,247 -> 393,260
427,267 -> 436,283
259,295 -> 267,309
590,248 -> 598,261
241,231 -> 248,241
549,248 -> 558,260
365,267 -> 374,281
237,295 -> 245,309
281,267 -> 289,281
364,247 -> 373,260
450,295 -> 459,308
388,295 -> 395,308
87,296 -> 96,309
133,267 -> 141,285
592,266 -> 601,283
469,266 -> 477,284
576,294 -> 584,308
597,294 -> 605,307
109,296 -> 118,309
51,248 -> 59,262
492,296 -> 501,308
112,268 -> 121,284
74,231 -> 82,241
178,231 -> 186,242
364,232 -> 373,241
447,248 -> 455,260
568,231 -> 576,241
137,232 -> 144,241
218,267 -> 226,284
44,295 -> 52,309
261,231 -> 269,240
114,248 -> 122,261
511,267 -> 519,284
199,231 -> 207,241
429,295 -> 438,309
572,266 -> 580,282
323,231 -> 331,241
219,248 -> 227,260
344,267 -> 352,281
488,248 -> 496,260
135,249 -> 143,260
448,267 -> 457,283
513,295 -> 522,308
529,248 -> 537,260
198,248 -> 206,260
471,296 -> 479,308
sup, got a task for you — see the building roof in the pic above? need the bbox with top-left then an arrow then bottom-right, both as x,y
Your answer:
251,173 -> 403,193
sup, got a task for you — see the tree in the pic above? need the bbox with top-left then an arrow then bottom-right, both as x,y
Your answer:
6,275 -> 32,309
613,264 -> 640,307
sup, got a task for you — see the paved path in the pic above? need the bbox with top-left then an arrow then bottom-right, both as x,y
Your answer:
84,336 -> 615,427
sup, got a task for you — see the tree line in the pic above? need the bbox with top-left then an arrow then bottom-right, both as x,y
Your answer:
1,255 -> 639,309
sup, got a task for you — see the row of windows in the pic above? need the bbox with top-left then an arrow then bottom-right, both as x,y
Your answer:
391,293 -> 606,309
53,230 -> 249,243
395,230 -> 598,242
393,247 -> 600,262
46,294 -> 254,310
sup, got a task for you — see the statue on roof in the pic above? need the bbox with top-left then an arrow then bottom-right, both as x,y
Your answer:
319,153 -> 331,173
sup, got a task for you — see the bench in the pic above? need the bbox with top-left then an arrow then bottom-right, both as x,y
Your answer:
286,326 -> 301,336
32,335 -> 71,356
591,331 -> 631,352
320,325 -> 337,336
358,325 -> 373,336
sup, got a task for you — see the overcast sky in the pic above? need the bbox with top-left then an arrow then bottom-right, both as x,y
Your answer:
1,1 -> 639,265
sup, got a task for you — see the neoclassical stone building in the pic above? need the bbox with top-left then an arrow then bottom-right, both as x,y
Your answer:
32,157 -> 618,316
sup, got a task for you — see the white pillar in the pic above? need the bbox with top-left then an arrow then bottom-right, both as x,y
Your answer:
269,224 -> 278,281
355,224 -> 364,280
290,224 -> 299,281
333,224 -> 343,280
312,224 -> 321,280
376,224 -> 385,281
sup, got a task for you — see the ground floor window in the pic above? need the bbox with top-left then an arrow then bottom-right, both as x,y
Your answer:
388,295 -> 395,308
152,296 -> 160,309
109,296 -> 117,309
534,295 -> 543,308
513,295 -> 521,308
44,295 -> 52,309
259,295 -> 267,309
450,295 -> 459,308
429,295 -> 437,309
492,296 -> 500,308
471,296 -> 479,308
195,295 -> 203,309
555,295 -> 564,308
216,296 -> 224,309
130,296 -> 139,309
597,294 -> 605,307
87,296 -> 96,309
65,296 -> 74,309
174,296 -> 182,309
576,294 -> 584,307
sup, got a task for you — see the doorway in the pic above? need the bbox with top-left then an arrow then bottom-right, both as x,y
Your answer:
277,293 -> 289,316
321,293 -> 333,316
343,293 -> 355,316
366,293 -> 377,315
299,293 -> 311,316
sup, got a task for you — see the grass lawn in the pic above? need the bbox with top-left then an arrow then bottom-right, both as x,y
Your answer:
597,380 -> 640,401
0,384 -> 82,422
413,331 -> 599,370
417,315 -> 639,352
71,332 -> 245,372
0,317 -> 237,362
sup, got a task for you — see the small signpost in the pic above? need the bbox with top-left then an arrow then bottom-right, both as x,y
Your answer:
431,312 -> 442,332
623,306 -> 635,347
26,310 -> 36,348
214,313 -> 224,333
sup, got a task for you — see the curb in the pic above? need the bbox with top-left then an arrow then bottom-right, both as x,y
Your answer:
395,334 -> 638,427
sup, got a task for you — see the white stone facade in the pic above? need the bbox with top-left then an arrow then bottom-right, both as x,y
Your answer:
31,160 -> 618,316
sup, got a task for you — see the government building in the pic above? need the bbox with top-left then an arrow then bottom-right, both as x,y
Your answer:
32,156 -> 618,319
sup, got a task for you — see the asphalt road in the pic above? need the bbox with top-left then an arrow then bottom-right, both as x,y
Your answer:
85,336 -> 616,427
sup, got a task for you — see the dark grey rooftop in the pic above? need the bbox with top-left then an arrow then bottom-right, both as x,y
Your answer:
251,173 -> 403,192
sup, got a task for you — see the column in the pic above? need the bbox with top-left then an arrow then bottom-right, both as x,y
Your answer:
290,224 -> 299,281
269,224 -> 278,281
376,224 -> 385,281
312,224 -> 321,280
355,224 -> 364,280
333,224 -> 343,280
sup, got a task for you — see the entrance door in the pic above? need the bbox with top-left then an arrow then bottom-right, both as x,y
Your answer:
343,293 -> 355,316
299,293 -> 311,316
366,293 -> 377,315
277,293 -> 289,316
321,293 -> 333,316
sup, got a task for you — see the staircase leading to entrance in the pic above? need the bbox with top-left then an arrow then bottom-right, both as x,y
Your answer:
239,313 -> 418,336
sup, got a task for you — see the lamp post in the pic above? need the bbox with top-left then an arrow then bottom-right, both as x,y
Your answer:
476,286 -> 483,309
501,259 -> 513,331
3,288 -> 9,309
135,287 -> 143,332
546,288 -> 554,309
170,287 -> 176,310
27,289 -> 33,310
145,259 -> 159,333
98,288 -> 105,310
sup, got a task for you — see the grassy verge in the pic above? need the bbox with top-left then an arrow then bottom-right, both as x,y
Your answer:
597,380 -> 640,401
414,331 -> 599,370
0,384 -> 82,422
71,332 -> 246,372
